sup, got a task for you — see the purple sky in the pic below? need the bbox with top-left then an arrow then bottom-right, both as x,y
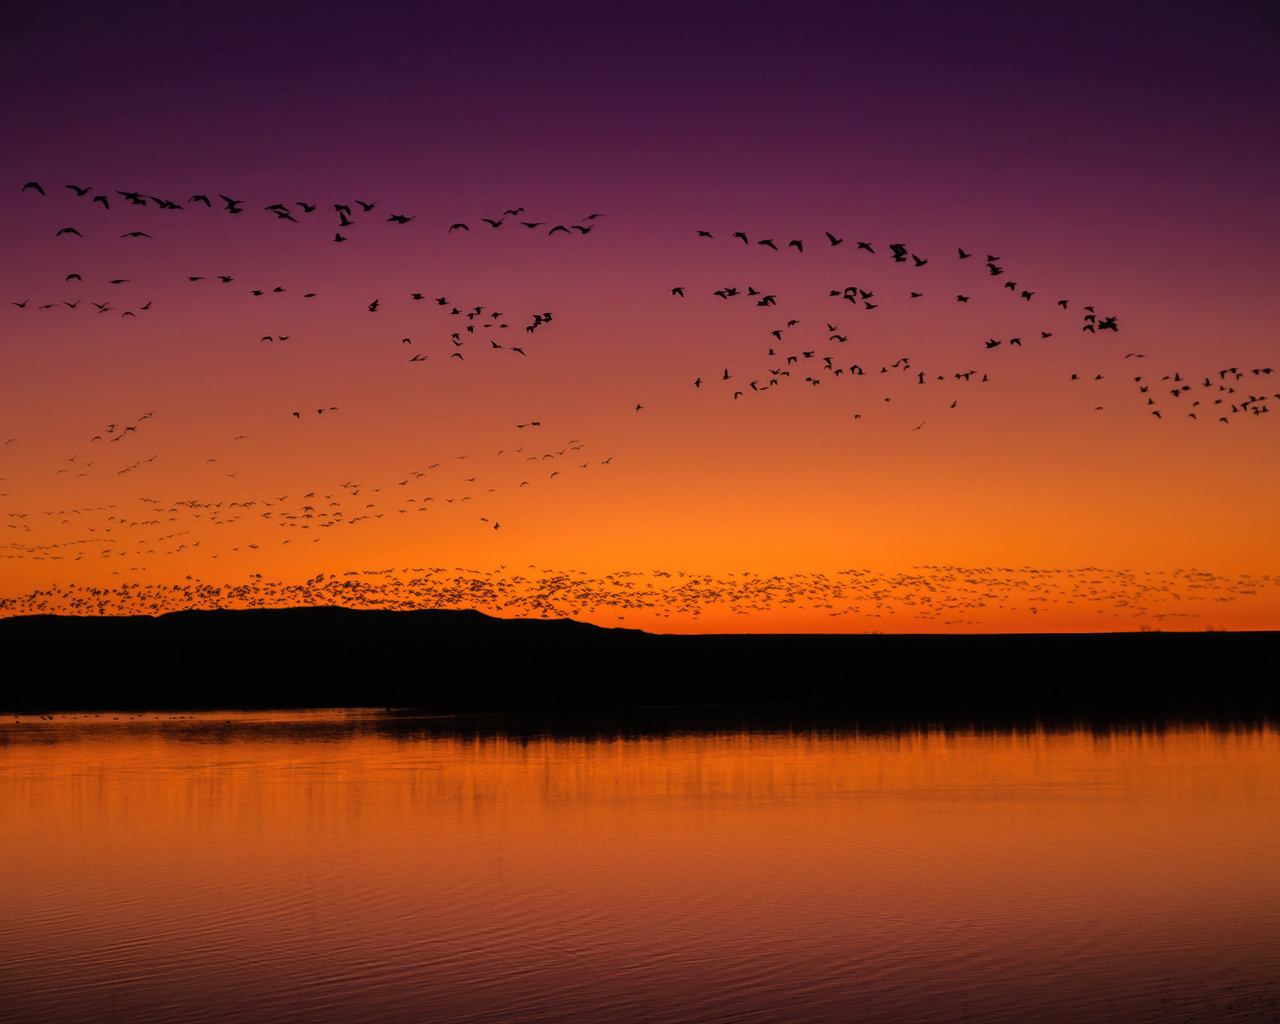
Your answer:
8,2 -> 1276,206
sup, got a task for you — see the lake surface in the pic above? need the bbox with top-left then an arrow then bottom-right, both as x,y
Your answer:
2,712 -> 1278,1024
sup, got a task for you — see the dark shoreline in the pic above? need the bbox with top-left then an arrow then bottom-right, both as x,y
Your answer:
3,606 -> 1276,718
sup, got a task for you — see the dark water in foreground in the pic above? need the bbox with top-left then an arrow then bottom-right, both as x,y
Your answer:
2,712 -> 1278,1024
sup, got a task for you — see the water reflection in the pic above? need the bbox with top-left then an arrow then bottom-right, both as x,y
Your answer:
2,714 -> 1278,1023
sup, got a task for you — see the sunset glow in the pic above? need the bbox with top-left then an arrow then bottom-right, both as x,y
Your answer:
3,2 -> 1276,631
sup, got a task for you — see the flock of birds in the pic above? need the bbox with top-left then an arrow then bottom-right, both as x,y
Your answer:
4,178 -> 1276,624
1,563 -> 1272,627
23,180 -> 607,241
13,177 -> 1275,426
3,419 -> 612,544
666,231 -> 1274,424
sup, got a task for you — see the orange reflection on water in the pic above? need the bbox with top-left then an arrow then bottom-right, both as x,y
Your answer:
2,716 -> 1279,1024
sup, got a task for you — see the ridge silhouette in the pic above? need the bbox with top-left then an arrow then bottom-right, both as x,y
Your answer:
3,607 -> 1275,717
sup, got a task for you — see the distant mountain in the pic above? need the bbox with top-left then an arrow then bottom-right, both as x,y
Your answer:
2,607 -> 1276,717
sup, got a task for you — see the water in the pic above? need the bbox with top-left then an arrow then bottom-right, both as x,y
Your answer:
2,712 -> 1278,1023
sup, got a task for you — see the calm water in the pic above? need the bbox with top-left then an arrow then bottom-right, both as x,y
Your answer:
2,712 -> 1278,1024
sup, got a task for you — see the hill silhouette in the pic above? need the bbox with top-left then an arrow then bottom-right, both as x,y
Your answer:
2,607 -> 1275,717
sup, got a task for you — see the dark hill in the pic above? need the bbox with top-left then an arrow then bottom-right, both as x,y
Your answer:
2,607 -> 1275,718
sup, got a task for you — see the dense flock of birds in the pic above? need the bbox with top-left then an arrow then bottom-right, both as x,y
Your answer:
4,179 -> 1276,623
0,564 -> 1272,626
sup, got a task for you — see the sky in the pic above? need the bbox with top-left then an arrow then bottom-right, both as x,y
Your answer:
2,0 -> 1277,632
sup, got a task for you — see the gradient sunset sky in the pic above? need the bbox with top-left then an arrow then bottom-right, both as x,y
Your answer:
3,0 -> 1277,632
